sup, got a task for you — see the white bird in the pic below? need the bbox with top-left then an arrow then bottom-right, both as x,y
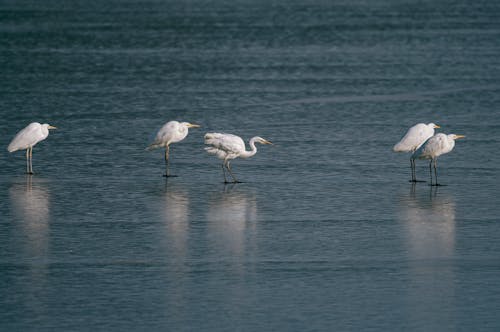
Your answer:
7,122 -> 57,174
204,132 -> 272,183
393,122 -> 440,182
412,133 -> 465,186
147,120 -> 200,177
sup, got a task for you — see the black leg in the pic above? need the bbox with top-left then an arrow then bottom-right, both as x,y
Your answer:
429,159 -> 433,186
222,162 -> 228,183
226,161 -> 240,183
28,147 -> 33,175
26,148 -> 30,174
434,158 -> 439,186
409,158 -> 415,182
163,145 -> 176,177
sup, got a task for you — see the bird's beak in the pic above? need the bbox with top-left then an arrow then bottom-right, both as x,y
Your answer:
263,139 -> 273,145
455,135 -> 465,139
434,124 -> 441,128
48,125 -> 57,130
188,123 -> 200,128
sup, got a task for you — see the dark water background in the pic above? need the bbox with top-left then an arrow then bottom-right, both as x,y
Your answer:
1,0 -> 500,330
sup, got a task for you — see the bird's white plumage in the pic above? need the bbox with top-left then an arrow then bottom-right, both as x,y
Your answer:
7,122 -> 51,152
7,122 -> 56,174
148,121 -> 194,150
204,133 -> 248,160
413,133 -> 462,160
393,123 -> 439,153
412,133 -> 465,185
146,120 -> 200,177
204,132 -> 272,182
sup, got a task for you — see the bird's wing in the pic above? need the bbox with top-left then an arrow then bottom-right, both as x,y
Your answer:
7,123 -> 43,152
394,124 -> 432,152
147,121 -> 179,149
204,133 -> 245,155
421,134 -> 446,157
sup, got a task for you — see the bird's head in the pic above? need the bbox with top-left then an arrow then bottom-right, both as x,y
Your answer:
429,123 -> 440,129
255,137 -> 273,145
43,124 -> 57,130
450,134 -> 465,140
182,122 -> 200,129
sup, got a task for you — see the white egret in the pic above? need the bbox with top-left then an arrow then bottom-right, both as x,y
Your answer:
146,120 -> 200,177
204,132 -> 272,183
7,122 -> 57,174
412,133 -> 465,186
393,122 -> 440,182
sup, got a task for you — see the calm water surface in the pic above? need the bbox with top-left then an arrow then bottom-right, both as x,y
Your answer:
1,0 -> 500,330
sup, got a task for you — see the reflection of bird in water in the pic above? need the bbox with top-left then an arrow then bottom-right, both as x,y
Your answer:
161,182 -> 190,258
399,185 -> 456,259
9,176 -> 50,258
397,185 -> 457,329
206,185 -> 257,256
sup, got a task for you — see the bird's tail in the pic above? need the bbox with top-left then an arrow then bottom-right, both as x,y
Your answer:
204,147 -> 218,155
205,146 -> 227,159
392,142 -> 406,152
145,143 -> 160,151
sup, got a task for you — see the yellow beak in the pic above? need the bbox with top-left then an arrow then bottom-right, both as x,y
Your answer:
48,125 -> 57,130
455,135 -> 465,139
434,124 -> 441,129
187,123 -> 200,128
264,140 -> 273,145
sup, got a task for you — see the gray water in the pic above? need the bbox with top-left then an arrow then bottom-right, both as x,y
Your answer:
1,0 -> 500,331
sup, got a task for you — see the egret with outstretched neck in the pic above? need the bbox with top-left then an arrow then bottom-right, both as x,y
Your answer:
204,132 -> 272,183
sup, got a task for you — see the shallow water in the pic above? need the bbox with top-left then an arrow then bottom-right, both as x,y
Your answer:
1,0 -> 500,330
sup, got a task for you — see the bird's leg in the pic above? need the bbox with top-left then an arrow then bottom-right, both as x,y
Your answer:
165,145 -> 169,176
28,147 -> 34,175
409,158 -> 416,182
428,160 -> 433,186
409,157 -> 425,183
222,162 -> 228,183
433,158 -> 439,186
26,148 -> 30,174
226,161 -> 240,183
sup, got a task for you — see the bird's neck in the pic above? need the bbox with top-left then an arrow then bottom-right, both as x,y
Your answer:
240,138 -> 258,158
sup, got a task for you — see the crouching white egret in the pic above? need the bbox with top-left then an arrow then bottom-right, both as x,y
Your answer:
7,122 -> 57,174
412,133 -> 465,186
393,122 -> 440,182
204,132 -> 272,183
146,120 -> 200,177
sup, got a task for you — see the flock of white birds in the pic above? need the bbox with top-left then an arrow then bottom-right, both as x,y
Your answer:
6,121 -> 272,183
7,120 -> 463,185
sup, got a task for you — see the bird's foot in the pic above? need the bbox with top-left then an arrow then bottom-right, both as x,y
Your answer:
163,174 -> 178,178
430,183 -> 446,187
26,171 -> 34,175
224,180 -> 243,184
409,179 -> 426,183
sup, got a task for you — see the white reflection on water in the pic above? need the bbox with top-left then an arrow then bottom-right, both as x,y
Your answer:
206,185 -> 257,258
8,176 -> 51,318
9,176 -> 51,258
399,185 -> 456,259
161,181 -> 190,260
398,184 -> 456,329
